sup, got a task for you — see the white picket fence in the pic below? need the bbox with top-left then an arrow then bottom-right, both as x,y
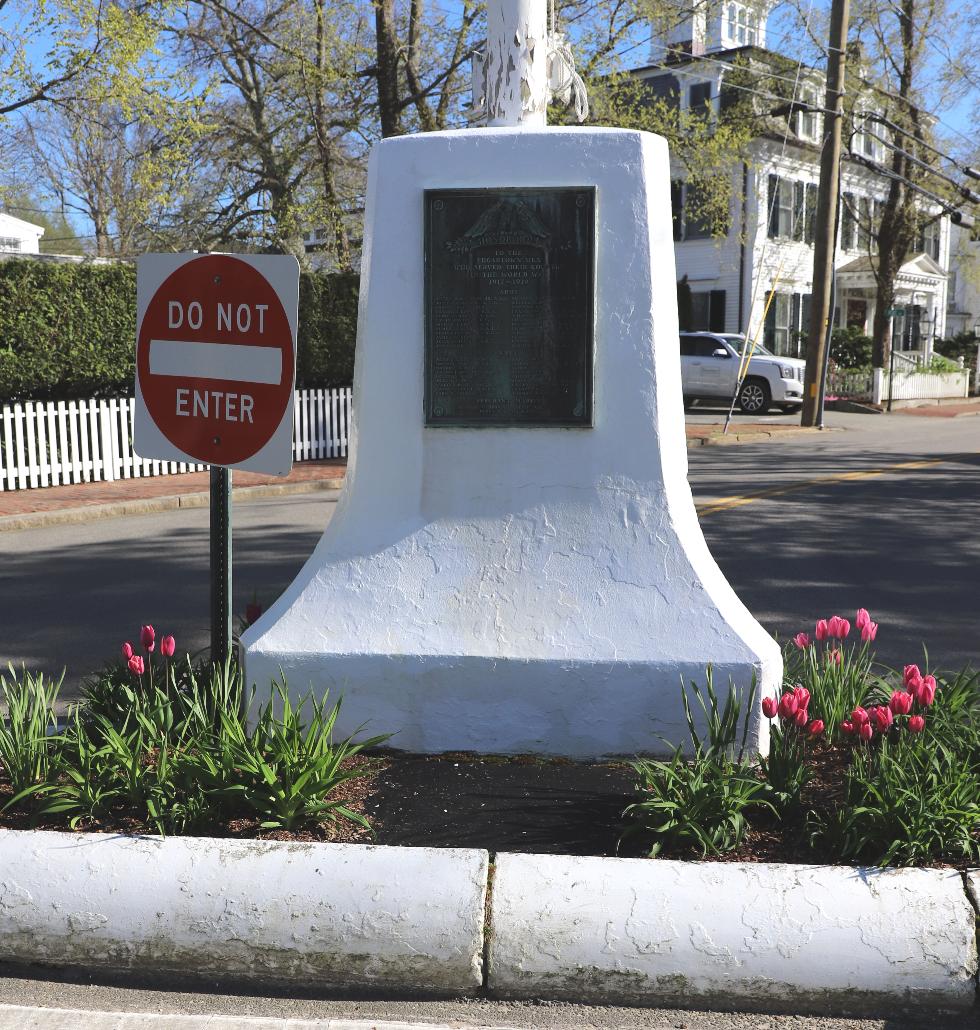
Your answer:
0,387 -> 352,492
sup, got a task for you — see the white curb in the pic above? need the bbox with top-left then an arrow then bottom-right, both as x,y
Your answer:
487,853 -> 979,1013
0,831 -> 488,995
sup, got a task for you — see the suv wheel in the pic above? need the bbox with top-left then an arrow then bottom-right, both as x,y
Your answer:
738,378 -> 771,415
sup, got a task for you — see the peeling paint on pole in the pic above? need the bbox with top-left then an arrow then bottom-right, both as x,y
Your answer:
484,0 -> 549,127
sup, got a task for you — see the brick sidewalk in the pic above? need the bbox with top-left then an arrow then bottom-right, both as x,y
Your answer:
892,399 -> 980,418
0,459 -> 347,518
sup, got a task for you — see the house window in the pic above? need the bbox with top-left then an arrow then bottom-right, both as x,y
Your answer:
916,219 -> 941,261
767,175 -> 817,242
0,237 -> 20,252
796,91 -> 819,141
688,81 -> 713,115
765,291 -> 808,357
673,180 -> 721,241
747,11 -> 758,44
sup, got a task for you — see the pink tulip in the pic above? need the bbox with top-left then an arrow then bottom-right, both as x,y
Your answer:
855,608 -> 871,630
858,722 -> 874,741
160,635 -> 176,658
140,624 -> 155,652
871,706 -> 893,732
245,602 -> 263,626
840,720 -> 854,735
793,632 -> 811,649
808,719 -> 825,737
127,654 -> 145,676
889,690 -> 913,716
121,642 -> 134,661
903,664 -> 922,689
908,715 -> 925,734
861,621 -> 878,642
793,686 -> 811,709
834,617 -> 851,639
851,706 -> 870,726
825,648 -> 842,666
778,693 -> 799,719
794,708 -> 809,728
913,675 -> 937,707
762,697 -> 778,719
815,619 -> 829,641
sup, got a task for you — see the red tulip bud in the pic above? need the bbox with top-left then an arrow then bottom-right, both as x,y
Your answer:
840,720 -> 854,735
160,635 -> 176,658
808,719 -> 825,737
858,722 -> 874,741
778,693 -> 799,719
140,624 -> 155,652
794,709 -> 808,728
871,706 -> 893,732
855,608 -> 871,630
889,690 -> 913,716
815,619 -> 829,641
793,686 -> 811,708
851,706 -> 870,726
908,715 -> 925,734
121,642 -> 134,661
903,664 -> 922,690
914,675 -> 937,707
793,632 -> 811,649
762,697 -> 778,719
127,654 -> 145,676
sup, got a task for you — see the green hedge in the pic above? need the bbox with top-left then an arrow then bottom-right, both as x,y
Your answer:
0,259 -> 359,403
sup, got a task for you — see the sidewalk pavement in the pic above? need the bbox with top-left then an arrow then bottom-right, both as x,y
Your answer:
0,459 -> 347,530
890,398 -> 980,417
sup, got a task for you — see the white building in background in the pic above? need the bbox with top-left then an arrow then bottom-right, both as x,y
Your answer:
945,223 -> 980,338
633,0 -> 950,361
0,213 -> 44,255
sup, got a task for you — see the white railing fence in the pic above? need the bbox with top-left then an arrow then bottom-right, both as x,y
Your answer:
0,387 -> 352,492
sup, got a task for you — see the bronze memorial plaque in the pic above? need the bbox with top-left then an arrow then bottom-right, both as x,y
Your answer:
424,187 -> 595,426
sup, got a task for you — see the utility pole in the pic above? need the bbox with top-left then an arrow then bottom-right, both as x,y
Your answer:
802,0 -> 850,426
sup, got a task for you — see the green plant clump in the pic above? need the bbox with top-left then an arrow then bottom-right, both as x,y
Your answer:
1,627 -> 387,838
622,671 -> 771,857
623,607 -> 980,868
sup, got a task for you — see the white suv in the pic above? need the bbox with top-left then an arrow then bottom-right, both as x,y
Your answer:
679,332 -> 805,415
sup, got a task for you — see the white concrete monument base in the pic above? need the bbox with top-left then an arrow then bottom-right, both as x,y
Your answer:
243,127 -> 782,759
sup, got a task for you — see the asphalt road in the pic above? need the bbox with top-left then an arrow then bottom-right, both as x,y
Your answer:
1,410 -> 978,698
1,409 -> 979,1025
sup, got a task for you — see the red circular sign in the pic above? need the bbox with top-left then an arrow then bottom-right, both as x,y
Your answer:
137,255 -> 293,467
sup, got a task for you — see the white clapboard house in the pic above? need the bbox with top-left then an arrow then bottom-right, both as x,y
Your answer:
0,213 -> 45,256
631,0 -> 950,362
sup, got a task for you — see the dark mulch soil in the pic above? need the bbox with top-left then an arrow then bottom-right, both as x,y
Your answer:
0,743 -> 963,867
365,753 -> 639,856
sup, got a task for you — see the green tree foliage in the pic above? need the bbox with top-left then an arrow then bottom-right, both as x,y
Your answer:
0,260 -> 358,402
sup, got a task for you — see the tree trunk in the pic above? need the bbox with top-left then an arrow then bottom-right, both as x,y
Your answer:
374,0 -> 403,137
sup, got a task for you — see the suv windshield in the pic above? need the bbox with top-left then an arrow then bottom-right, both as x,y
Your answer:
723,334 -> 774,357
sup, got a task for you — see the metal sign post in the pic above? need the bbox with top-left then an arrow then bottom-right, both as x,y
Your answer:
210,467 -> 233,668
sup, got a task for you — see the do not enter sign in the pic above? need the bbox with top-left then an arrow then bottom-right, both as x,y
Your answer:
135,253 -> 299,475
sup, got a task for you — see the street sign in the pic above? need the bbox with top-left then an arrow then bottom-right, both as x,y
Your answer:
887,307 -> 905,317
135,253 -> 299,475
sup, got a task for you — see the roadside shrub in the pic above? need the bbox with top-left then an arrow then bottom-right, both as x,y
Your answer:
830,326 -> 873,369
0,260 -> 359,403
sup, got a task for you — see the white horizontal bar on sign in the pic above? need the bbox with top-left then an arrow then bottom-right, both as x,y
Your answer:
149,340 -> 282,385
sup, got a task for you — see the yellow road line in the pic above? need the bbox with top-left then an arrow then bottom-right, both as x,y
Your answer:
696,458 -> 947,518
